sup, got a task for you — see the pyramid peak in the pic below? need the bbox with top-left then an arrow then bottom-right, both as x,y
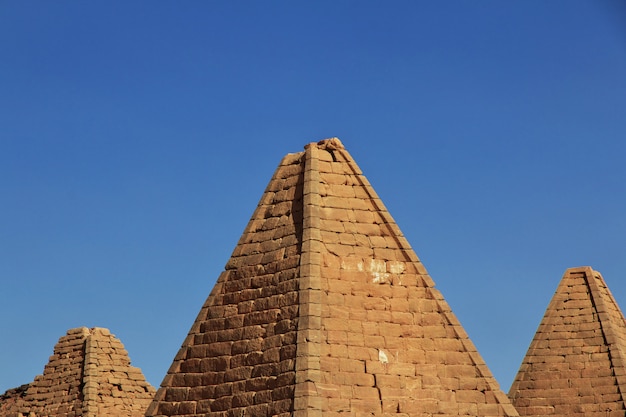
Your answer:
89,326 -> 111,335
66,326 -> 91,336
563,265 -> 602,277
304,137 -> 344,151
65,326 -> 111,336
315,137 -> 344,150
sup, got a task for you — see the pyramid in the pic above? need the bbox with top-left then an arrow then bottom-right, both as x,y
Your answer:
0,327 -> 155,417
146,138 -> 518,417
509,266 -> 626,416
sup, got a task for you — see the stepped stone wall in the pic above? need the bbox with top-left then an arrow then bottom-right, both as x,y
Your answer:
0,327 -> 155,417
509,267 -> 626,417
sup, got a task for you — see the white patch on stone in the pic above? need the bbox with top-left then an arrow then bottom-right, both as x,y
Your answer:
378,349 -> 389,364
341,259 -> 365,272
370,259 -> 390,284
388,261 -> 405,274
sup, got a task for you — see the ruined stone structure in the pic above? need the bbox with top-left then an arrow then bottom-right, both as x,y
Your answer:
0,327 -> 155,417
509,266 -> 626,416
146,138 -> 518,417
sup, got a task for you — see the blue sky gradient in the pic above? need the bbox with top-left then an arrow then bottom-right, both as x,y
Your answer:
1,1 -> 626,394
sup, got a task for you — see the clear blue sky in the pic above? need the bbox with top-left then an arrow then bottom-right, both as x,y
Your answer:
1,1 -> 625,395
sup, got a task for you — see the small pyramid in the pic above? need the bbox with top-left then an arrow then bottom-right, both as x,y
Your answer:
0,327 -> 155,417
147,139 -> 518,417
509,266 -> 626,416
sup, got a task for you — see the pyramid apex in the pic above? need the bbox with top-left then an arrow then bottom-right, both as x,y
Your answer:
65,327 -> 112,337
89,326 -> 111,335
564,265 -> 594,272
560,266 -> 606,283
305,137 -> 344,151
67,326 -> 91,336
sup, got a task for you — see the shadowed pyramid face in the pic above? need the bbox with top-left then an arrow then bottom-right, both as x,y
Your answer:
147,138 -> 518,417
509,267 -> 626,417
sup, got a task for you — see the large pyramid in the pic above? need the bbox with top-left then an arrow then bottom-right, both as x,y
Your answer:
147,138 -> 518,417
509,266 -> 626,416
0,327 -> 155,417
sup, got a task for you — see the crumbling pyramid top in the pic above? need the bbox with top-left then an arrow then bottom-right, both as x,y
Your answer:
0,327 -> 155,417
147,138 -> 518,417
509,266 -> 626,416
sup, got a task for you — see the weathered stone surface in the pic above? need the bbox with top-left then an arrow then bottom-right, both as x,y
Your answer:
509,267 -> 626,416
0,385 -> 29,417
146,138 -> 517,416
0,327 -> 154,417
